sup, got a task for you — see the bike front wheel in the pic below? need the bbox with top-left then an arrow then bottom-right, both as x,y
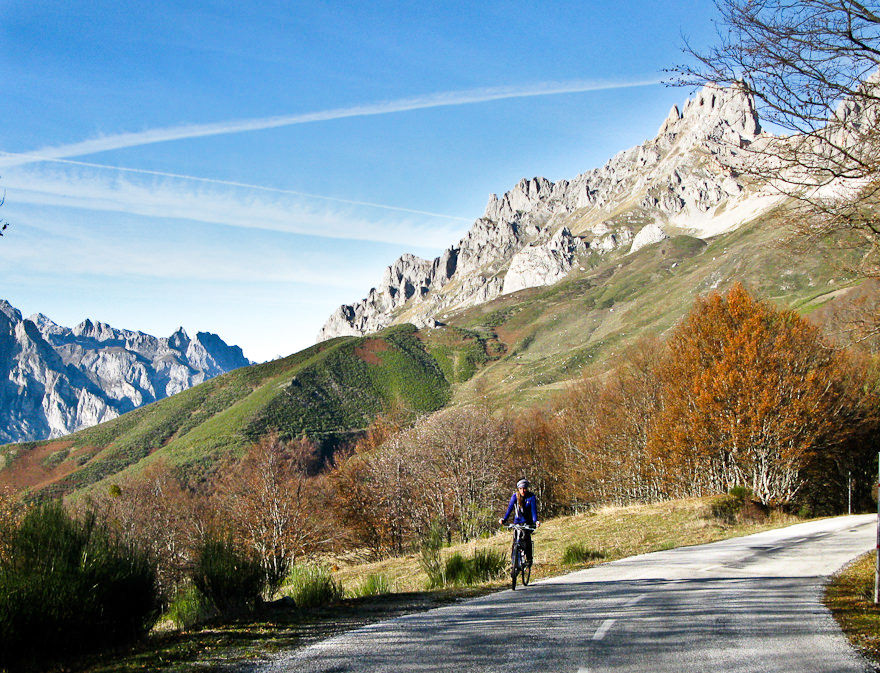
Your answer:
511,548 -> 522,590
512,548 -> 529,590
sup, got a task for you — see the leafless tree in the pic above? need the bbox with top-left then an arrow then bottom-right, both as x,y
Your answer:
218,433 -> 326,594
95,463 -> 204,599
419,406 -> 510,541
671,1 -> 880,284
0,189 -> 9,237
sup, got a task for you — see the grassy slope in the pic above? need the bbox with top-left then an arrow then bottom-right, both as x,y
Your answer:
0,325 -> 489,498
444,215 -> 862,407
0,211 -> 862,499
331,497 -> 800,593
825,551 -> 880,666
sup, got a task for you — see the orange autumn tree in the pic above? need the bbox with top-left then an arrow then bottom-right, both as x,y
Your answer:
651,283 -> 865,505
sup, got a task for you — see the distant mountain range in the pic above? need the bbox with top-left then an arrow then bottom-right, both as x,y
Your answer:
0,300 -> 250,443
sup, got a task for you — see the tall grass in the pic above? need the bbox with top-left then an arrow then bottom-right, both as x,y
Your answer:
283,564 -> 344,608
191,536 -> 264,614
164,584 -> 214,631
0,503 -> 158,671
427,548 -> 507,587
419,519 -> 446,587
349,573 -> 393,598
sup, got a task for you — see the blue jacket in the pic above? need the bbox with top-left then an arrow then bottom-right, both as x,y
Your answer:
502,492 -> 538,526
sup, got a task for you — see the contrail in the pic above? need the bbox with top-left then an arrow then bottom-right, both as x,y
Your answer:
0,78 -> 662,168
0,152 -> 472,221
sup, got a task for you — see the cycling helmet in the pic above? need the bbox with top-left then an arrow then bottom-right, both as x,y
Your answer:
516,479 -> 530,489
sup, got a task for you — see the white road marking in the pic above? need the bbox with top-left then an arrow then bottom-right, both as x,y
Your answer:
623,595 -> 644,607
592,618 -> 616,640
576,668 -> 591,673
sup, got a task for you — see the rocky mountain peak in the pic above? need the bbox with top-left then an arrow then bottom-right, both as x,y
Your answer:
71,318 -> 119,341
484,176 -> 556,222
658,104 -> 682,135
318,83 -> 776,342
169,326 -> 190,350
671,82 -> 761,145
0,300 -> 22,323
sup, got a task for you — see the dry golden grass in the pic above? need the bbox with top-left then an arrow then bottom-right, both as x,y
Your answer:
331,497 -> 800,592
825,551 -> 880,665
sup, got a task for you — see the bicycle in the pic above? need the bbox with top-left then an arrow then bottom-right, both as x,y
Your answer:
507,523 -> 535,590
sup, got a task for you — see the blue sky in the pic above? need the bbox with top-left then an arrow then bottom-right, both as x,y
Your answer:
0,1 -> 719,361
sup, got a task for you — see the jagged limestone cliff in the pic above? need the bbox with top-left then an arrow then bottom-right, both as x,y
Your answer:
318,84 -> 776,341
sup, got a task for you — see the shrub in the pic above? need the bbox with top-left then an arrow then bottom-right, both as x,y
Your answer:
0,503 -> 158,671
434,549 -> 507,587
191,536 -> 265,614
710,494 -> 742,525
350,573 -> 392,598
164,584 -> 214,631
443,552 -> 468,585
728,485 -> 753,500
562,543 -> 606,565
283,563 -> 344,608
469,548 -> 507,581
710,488 -> 769,525
419,519 -> 446,588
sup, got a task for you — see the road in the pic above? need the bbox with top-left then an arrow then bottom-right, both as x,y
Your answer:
261,514 -> 876,673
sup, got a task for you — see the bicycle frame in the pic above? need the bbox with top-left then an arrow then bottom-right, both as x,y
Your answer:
507,523 -> 535,589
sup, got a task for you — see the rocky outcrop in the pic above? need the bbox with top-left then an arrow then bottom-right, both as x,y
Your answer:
503,227 -> 588,295
0,300 -> 251,443
630,223 -> 670,254
319,84 -> 768,341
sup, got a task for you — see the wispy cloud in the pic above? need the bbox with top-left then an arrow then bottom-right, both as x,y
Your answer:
0,78 -> 661,167
2,208 -> 381,290
1,164 -> 467,248
0,153 -> 472,221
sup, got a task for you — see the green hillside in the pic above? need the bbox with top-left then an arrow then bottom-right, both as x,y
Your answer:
442,215 -> 863,406
0,324 -> 497,498
0,212 -> 864,500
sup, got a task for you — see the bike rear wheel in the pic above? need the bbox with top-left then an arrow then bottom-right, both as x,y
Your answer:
521,553 -> 531,586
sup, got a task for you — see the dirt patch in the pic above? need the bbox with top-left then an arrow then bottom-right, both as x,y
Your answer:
354,338 -> 391,365
0,440 -> 88,492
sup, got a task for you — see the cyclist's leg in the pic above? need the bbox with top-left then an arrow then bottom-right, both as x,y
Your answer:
524,531 -> 533,566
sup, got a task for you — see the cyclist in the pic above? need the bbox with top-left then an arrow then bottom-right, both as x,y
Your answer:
499,478 -> 540,567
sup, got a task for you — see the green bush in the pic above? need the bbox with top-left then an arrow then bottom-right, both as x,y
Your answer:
191,536 -> 264,614
710,494 -> 742,525
469,549 -> 507,582
432,549 -> 508,587
350,573 -> 392,598
283,564 -> 344,608
443,552 -> 468,584
164,584 -> 214,631
728,485 -> 753,500
711,487 -> 767,525
562,543 -> 606,565
419,519 -> 447,588
0,503 -> 158,671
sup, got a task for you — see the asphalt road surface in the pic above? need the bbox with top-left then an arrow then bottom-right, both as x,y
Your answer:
261,515 -> 876,673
